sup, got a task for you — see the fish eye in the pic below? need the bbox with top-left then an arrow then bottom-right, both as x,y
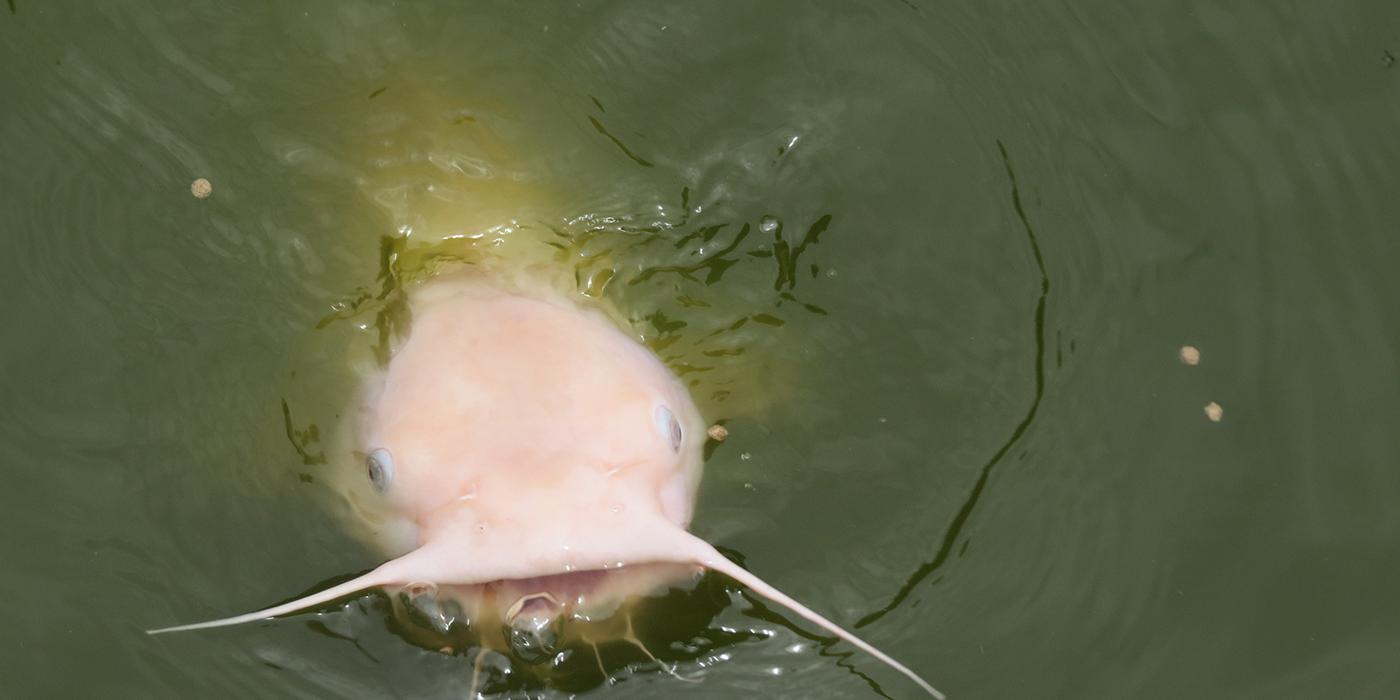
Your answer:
367,449 -> 394,492
655,405 -> 682,452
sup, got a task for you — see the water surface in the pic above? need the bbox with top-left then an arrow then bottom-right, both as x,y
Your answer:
2,1 -> 1399,697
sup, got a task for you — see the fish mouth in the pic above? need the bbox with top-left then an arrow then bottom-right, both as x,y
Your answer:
391,563 -> 703,638
375,563 -> 761,697
385,562 -> 708,678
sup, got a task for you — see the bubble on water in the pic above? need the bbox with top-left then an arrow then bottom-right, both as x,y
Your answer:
740,452 -> 751,461
759,215 -> 779,233
507,610 -> 559,664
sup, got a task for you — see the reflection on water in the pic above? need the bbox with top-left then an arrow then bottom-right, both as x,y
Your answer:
4,1 -> 1400,698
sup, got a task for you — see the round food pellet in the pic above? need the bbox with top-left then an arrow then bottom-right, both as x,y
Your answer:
707,424 -> 728,442
191,178 -> 213,199
1204,401 -> 1223,422
1179,345 -> 1200,365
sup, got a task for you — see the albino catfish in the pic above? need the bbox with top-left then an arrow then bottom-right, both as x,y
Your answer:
150,273 -> 942,698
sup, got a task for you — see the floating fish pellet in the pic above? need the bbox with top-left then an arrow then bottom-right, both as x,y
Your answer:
1204,401 -> 1223,422
1179,345 -> 1200,365
707,424 -> 728,441
191,178 -> 213,199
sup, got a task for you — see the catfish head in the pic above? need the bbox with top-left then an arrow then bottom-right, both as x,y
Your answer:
150,274 -> 942,698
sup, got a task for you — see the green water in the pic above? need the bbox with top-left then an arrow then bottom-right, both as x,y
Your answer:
4,2 -> 1400,697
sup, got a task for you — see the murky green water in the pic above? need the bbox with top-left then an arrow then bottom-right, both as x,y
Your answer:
4,1 -> 1400,697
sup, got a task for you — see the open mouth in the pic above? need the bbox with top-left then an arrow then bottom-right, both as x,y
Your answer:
384,563 -> 733,693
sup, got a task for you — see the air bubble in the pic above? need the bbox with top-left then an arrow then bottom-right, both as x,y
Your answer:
507,611 -> 559,664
